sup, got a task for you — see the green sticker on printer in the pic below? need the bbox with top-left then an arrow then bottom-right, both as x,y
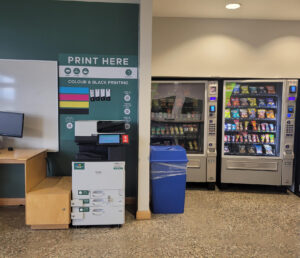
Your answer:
79,207 -> 90,212
74,163 -> 85,170
78,190 -> 89,195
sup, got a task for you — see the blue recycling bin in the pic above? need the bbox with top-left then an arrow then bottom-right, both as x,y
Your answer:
150,146 -> 188,213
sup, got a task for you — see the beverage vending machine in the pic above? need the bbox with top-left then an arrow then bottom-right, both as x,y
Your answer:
221,80 -> 297,187
151,80 -> 218,189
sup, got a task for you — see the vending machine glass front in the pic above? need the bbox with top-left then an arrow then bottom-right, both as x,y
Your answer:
151,82 -> 205,154
223,81 -> 282,157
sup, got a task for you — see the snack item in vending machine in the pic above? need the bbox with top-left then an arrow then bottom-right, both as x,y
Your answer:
252,134 -> 257,143
251,121 -> 257,131
248,134 -> 252,143
225,123 -> 228,131
270,134 -> 275,144
266,98 -> 276,107
189,125 -> 193,132
236,134 -> 240,142
151,127 -> 156,135
165,127 -> 170,135
231,97 -> 240,106
156,127 -> 161,135
255,144 -> 263,154
248,146 -> 256,154
261,123 -> 266,132
170,126 -> 174,135
241,85 -> 249,94
257,134 -> 261,143
234,120 -> 240,130
227,135 -> 231,143
258,86 -> 267,94
233,84 -> 241,94
269,124 -> 275,131
231,109 -> 240,118
224,145 -> 230,153
258,109 -> 266,119
224,135 -> 228,142
240,98 -> 249,106
175,126 -> 179,135
266,110 -> 275,119
264,144 -> 274,155
240,134 -> 244,143
232,123 -> 237,131
240,109 -> 248,118
193,140 -> 198,151
249,86 -> 258,94
193,125 -> 198,132
161,127 -> 165,135
243,132 -> 248,143
265,123 -> 270,132
258,98 -> 266,107
266,86 -> 276,94
248,109 -> 256,119
240,123 -> 244,131
226,99 -> 231,107
265,134 -> 270,143
227,123 -> 232,131
188,141 -> 194,151
248,98 -> 257,107
257,123 -> 261,132
179,126 -> 184,135
231,135 -> 235,142
260,134 -> 266,143
245,121 -> 249,130
225,109 -> 231,118
239,145 -> 247,154
183,125 -> 189,133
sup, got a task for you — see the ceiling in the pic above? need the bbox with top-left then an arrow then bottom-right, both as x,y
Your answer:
153,0 -> 300,21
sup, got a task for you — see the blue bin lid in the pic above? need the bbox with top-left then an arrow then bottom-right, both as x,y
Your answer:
150,145 -> 188,163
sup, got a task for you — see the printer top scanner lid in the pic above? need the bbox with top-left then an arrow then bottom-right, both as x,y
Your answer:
97,121 -> 125,133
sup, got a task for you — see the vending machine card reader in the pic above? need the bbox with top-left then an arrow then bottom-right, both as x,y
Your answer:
71,120 -> 129,226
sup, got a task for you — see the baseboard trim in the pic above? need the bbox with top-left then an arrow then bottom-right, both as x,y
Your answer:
31,224 -> 69,230
0,198 -> 25,206
136,210 -> 151,220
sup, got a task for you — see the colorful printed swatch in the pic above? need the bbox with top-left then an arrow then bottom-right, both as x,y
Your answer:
59,87 -> 90,114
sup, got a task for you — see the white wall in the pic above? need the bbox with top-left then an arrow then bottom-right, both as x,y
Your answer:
153,17 -> 300,78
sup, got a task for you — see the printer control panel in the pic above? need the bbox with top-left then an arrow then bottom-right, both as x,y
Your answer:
282,80 -> 297,185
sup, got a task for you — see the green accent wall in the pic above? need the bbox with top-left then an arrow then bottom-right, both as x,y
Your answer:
0,165 -> 25,198
0,0 -> 139,197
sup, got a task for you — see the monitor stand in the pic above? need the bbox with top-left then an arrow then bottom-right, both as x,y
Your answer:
0,136 -> 13,151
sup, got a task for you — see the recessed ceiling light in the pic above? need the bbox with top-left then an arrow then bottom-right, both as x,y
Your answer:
226,3 -> 241,10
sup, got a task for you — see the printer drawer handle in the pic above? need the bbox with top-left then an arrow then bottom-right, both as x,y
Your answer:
92,191 -> 105,197
92,199 -> 105,206
92,209 -> 105,216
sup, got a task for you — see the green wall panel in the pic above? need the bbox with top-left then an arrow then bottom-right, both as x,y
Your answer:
0,165 -> 25,198
0,0 -> 139,197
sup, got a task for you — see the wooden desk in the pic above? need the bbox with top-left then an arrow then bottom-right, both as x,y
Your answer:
0,149 -> 47,206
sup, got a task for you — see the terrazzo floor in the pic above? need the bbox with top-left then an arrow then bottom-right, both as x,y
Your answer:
0,187 -> 299,258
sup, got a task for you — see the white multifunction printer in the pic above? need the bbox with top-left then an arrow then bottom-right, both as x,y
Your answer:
71,120 -> 129,226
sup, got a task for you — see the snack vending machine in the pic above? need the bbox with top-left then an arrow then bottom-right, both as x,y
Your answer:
151,80 -> 218,188
221,80 -> 298,186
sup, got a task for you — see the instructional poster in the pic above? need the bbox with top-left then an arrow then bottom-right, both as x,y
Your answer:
57,53 -> 138,196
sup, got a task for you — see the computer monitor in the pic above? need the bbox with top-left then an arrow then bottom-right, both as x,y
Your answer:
0,111 -> 24,138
